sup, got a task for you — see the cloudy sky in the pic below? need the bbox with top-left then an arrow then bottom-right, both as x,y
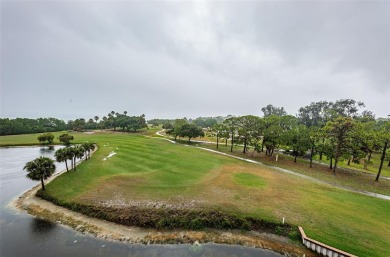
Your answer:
1,1 -> 389,121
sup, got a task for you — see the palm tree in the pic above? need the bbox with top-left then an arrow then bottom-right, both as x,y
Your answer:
73,145 -> 84,171
54,148 -> 69,172
101,116 -> 107,131
94,116 -> 99,129
82,142 -> 89,160
24,157 -> 56,191
89,143 -> 96,159
65,147 -> 75,170
81,142 -> 95,160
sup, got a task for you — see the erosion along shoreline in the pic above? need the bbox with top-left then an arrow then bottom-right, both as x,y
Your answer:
14,185 -> 314,256
9,147 -> 314,257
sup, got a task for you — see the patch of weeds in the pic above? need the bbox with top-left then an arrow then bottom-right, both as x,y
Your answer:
190,218 -> 205,230
288,230 -> 301,241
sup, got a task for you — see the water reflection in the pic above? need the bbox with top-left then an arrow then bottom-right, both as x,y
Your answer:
39,146 -> 55,154
31,218 -> 55,234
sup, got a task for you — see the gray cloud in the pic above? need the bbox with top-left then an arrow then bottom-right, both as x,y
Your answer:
1,1 -> 389,120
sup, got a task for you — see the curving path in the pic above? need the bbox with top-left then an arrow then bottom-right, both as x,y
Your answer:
155,130 -> 390,201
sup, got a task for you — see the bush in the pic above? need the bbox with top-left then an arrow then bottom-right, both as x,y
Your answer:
37,133 -> 54,144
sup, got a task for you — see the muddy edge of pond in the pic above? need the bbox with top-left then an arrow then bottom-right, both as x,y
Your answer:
9,146 -> 315,257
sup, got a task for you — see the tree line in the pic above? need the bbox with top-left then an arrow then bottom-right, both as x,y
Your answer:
66,111 -> 147,132
162,99 -> 389,181
0,118 -> 68,136
1,112 -> 147,135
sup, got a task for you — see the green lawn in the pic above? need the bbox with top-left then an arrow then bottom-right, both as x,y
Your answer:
2,131 -> 390,256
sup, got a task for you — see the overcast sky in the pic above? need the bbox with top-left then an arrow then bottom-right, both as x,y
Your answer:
1,1 -> 389,121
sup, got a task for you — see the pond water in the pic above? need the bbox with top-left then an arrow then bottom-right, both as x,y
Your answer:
0,146 -> 282,257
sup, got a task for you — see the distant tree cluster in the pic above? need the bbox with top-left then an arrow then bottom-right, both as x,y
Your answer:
165,119 -> 205,142
78,111 -> 147,132
148,119 -> 173,127
201,99 -> 388,181
1,112 -> 148,135
0,118 -> 68,136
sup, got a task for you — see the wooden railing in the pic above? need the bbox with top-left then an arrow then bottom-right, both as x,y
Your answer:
298,226 -> 358,257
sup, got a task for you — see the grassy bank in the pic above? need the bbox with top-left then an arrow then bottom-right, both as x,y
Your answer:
3,132 -> 390,256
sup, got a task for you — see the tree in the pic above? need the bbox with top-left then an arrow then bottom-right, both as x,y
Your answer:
193,117 -> 218,128
211,123 -> 229,149
236,115 -> 263,154
72,145 -> 85,171
162,122 -> 174,130
65,147 -> 75,171
72,118 -> 86,131
94,116 -> 99,124
82,142 -> 95,160
262,115 -> 283,156
0,117 -> 67,136
308,127 -> 322,168
167,119 -> 188,140
178,124 -> 204,143
126,115 -> 148,132
54,148 -> 70,172
282,124 -> 311,163
330,99 -> 365,118
376,120 -> 390,181
58,134 -> 74,146
325,117 -> 355,173
261,104 -> 287,117
101,116 -> 107,131
108,112 -> 116,130
298,101 -> 332,128
23,157 -> 56,191
298,101 -> 333,160
322,137 -> 336,169
86,118 -> 95,130
351,121 -> 377,170
37,133 -> 54,144
223,117 -> 238,152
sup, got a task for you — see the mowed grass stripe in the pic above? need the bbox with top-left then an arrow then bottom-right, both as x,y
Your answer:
45,135 -> 229,199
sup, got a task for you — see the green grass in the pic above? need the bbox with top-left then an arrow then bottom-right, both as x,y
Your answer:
169,132 -> 390,179
0,128 -> 158,146
2,131 -> 390,257
194,142 -> 390,196
233,173 -> 267,188
313,153 -> 390,177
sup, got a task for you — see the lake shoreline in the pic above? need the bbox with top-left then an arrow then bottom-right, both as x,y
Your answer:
13,185 -> 314,257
